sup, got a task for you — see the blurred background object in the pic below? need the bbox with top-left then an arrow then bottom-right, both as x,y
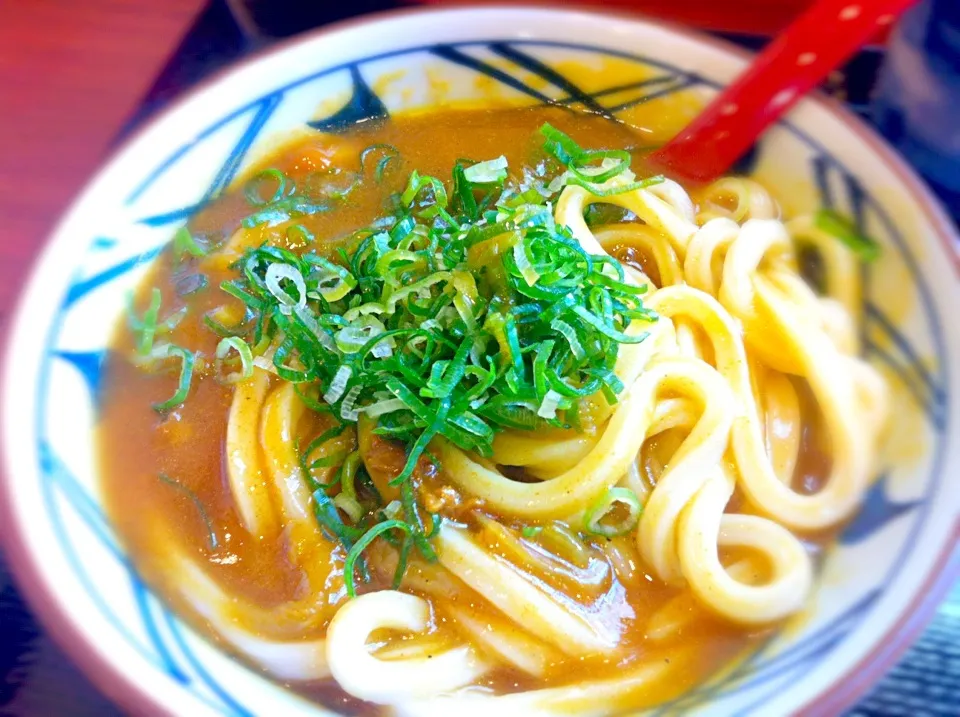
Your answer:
872,0 -> 960,216
0,1 -> 956,716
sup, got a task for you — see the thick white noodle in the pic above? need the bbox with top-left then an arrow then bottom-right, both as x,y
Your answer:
325,591 -> 489,703
393,654 -> 674,717
225,368 -> 278,537
436,524 -> 620,655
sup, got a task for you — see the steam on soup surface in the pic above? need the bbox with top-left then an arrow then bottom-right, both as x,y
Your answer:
99,105 -> 888,715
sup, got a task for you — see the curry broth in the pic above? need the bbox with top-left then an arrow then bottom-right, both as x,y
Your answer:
98,106 -> 815,714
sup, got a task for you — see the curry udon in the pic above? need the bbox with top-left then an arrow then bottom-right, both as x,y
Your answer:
99,106 -> 889,715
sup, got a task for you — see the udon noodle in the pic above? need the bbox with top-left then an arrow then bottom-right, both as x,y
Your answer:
99,106 -> 889,715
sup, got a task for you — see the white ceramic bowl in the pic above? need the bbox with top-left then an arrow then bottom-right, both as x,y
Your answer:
3,7 -> 959,716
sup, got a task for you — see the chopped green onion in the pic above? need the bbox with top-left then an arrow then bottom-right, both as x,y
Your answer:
335,323 -> 382,354
157,473 -> 218,550
540,123 -> 584,164
539,122 -> 664,196
537,389 -> 564,419
401,170 -> 448,209
188,124 -> 657,504
241,197 -> 331,228
360,143 -> 401,182
814,208 -> 881,262
172,226 -> 207,260
344,520 -> 413,597
520,525 -> 543,538
264,263 -> 307,315
130,288 -> 162,355
307,256 -> 357,302
363,397 -> 405,417
584,487 -> 642,538
550,318 -> 585,361
312,488 -> 364,556
563,174 -> 665,196
203,307 -> 252,338
340,385 -> 363,421
512,237 -> 540,286
463,155 -> 508,184
244,168 -> 288,206
151,345 -> 195,413
333,492 -> 365,524
323,365 -> 352,404
572,305 -> 649,344
215,337 -> 254,384
287,224 -> 315,245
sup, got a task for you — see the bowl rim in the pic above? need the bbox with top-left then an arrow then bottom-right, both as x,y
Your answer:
1,4 -> 957,717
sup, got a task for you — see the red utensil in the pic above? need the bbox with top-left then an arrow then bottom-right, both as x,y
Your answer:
649,0 -> 920,183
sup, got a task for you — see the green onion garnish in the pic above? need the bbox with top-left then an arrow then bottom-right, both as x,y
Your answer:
463,155 -> 508,184
158,472 -> 218,550
208,173 -> 655,460
150,122 -> 663,596
128,288 -> 187,355
131,288 -> 162,355
151,345 -> 195,413
814,208 -> 881,262
583,487 -> 642,538
564,174 -> 665,197
244,168 -> 289,206
172,226 -> 207,260
360,143 -> 401,182
344,519 -> 413,597
540,123 -> 665,195
215,337 -> 253,384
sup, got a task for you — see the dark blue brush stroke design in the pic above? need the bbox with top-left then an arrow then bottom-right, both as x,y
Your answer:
811,154 -> 947,429
555,74 -> 679,106
34,268 -> 254,713
607,75 -> 699,113
63,246 -> 163,310
39,440 -> 122,560
840,475 -> 921,544
489,42 -> 614,118
38,440 -> 171,672
127,95 -> 283,205
812,153 -> 867,225
138,202 -> 207,227
35,39 -> 948,716
551,73 -> 699,132
865,338 -> 948,430
732,141 -> 762,175
308,65 -> 388,132
90,237 -> 118,251
864,302 -> 948,429
133,581 -> 190,684
54,351 -> 106,412
164,611 -> 253,717
432,45 -> 556,104
205,94 -> 284,200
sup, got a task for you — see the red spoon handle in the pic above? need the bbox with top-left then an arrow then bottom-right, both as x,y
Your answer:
650,0 -> 919,183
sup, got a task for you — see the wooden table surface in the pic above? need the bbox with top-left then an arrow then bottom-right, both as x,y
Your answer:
0,0 -> 206,338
